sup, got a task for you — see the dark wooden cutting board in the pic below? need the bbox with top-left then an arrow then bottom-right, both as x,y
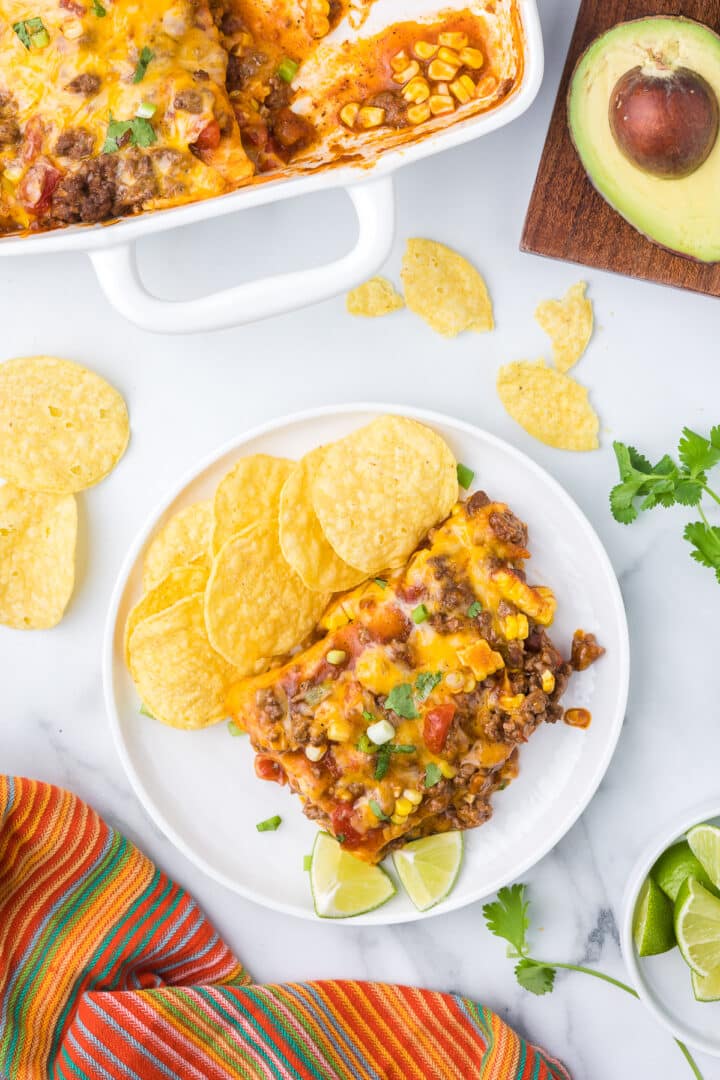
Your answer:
521,0 -> 720,297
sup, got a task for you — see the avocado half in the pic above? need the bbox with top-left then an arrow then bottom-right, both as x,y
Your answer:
568,17 -> 720,263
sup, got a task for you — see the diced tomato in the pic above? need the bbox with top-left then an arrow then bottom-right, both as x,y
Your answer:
254,755 -> 287,786
21,116 -> 45,164
192,119 -> 221,152
362,603 -> 411,643
423,704 -> 457,755
60,0 -> 86,14
18,160 -> 60,213
330,804 -> 363,848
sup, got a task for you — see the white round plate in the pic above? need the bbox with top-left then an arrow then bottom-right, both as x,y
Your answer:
621,800 -> 720,1058
104,404 -> 629,924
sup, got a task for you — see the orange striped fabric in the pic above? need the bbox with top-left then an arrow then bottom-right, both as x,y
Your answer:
0,777 -> 571,1080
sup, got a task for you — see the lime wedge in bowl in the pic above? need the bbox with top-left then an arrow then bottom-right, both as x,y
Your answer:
651,840 -> 714,902
688,823 -> 720,890
691,968 -> 720,1003
633,877 -> 676,957
392,831 -> 463,911
310,832 -> 395,918
674,876 -> 720,976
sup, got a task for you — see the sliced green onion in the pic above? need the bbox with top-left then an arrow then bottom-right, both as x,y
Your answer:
467,600 -> 482,618
227,720 -> 245,736
412,603 -> 429,624
390,744 -> 416,754
139,703 -> 155,719
13,18 -> 47,49
135,100 -> 156,118
424,763 -> 442,788
256,815 -> 282,832
367,718 -> 395,745
303,854 -> 312,871
362,709 -> 376,722
133,46 -> 155,83
370,799 -> 389,821
373,578 -> 388,589
357,733 -> 376,754
457,462 -> 475,489
91,0 -> 106,16
277,56 -> 299,83
30,27 -> 49,47
374,747 -> 390,781
326,649 -> 347,666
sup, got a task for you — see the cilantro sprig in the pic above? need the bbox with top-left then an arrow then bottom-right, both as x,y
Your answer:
102,112 -> 157,153
611,427 -> 720,583
483,884 -> 704,1078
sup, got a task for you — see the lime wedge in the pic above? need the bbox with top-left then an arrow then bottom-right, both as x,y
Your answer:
633,876 -> 676,956
688,823 -> 720,890
392,831 -> 463,911
310,832 -> 395,918
652,841 -> 714,902
691,967 -> 720,1002
674,877 -> 720,976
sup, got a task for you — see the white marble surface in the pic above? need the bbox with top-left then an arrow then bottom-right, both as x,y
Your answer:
2,0 -> 720,1076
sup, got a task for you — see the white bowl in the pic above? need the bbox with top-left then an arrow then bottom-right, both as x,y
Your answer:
621,799 -> 720,1058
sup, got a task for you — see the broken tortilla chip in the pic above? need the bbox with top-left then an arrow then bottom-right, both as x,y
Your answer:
401,238 -> 494,338
535,282 -> 593,373
497,360 -> 599,452
347,276 -> 404,318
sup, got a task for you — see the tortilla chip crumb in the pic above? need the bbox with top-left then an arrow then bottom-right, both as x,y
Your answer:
535,282 -> 593,373
347,276 -> 404,318
497,359 -> 599,452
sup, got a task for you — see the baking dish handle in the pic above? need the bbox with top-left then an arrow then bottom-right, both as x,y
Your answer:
88,176 -> 394,334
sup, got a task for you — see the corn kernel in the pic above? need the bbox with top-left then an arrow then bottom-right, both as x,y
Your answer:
444,671 -> 465,692
391,813 -> 407,826
403,788 -> 423,805
499,693 -> 525,711
439,31 -> 468,49
438,761 -> 457,779
463,675 -> 477,693
437,46 -> 462,66
541,670 -> 556,693
429,93 -> 454,115
414,40 -> 438,60
428,59 -> 459,82
475,75 -> 498,98
390,49 -> 409,72
402,76 -> 430,104
449,74 -> 475,104
305,744 -> 327,762
307,0 -> 330,38
407,103 -> 431,125
340,103 -> 359,128
392,61 -> 420,84
460,46 -> 484,69
326,649 -> 347,665
394,797 -> 413,817
327,719 -> 351,742
357,106 -> 385,128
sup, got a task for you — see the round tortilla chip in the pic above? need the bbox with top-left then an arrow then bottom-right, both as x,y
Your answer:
535,282 -> 593,374
205,518 -> 330,671
497,360 -> 600,452
401,238 -> 494,338
212,454 -> 293,554
0,484 -> 77,629
311,416 -> 459,573
124,564 -> 209,663
279,448 -> 367,593
143,501 -> 213,591
127,593 -> 238,730
0,355 -> 129,493
346,276 -> 404,318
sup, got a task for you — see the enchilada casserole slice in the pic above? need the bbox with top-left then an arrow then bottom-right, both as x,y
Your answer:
227,492 -> 604,864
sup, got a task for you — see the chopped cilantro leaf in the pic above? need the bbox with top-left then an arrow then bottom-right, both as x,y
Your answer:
91,0 -> 106,16
102,113 -> 157,153
385,683 -> 419,719
415,671 -> 441,701
424,763 -> 442,788
374,746 -> 391,780
515,959 -> 556,995
369,799 -> 389,821
336,833 -> 346,844
362,709 -> 376,723
133,45 -> 155,83
467,600 -> 482,618
457,462 -> 475,489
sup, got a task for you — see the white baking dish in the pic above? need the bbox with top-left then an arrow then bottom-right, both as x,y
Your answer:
0,2 -> 542,334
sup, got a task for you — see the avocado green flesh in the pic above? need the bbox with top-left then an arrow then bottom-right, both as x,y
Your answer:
568,17 -> 720,263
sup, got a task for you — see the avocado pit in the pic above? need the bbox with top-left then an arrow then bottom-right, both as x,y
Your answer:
609,63 -> 719,179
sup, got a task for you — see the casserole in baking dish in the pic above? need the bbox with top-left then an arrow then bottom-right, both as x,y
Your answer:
0,0 -> 543,331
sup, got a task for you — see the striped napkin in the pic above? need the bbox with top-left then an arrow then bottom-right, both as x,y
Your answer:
0,776 -> 570,1080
